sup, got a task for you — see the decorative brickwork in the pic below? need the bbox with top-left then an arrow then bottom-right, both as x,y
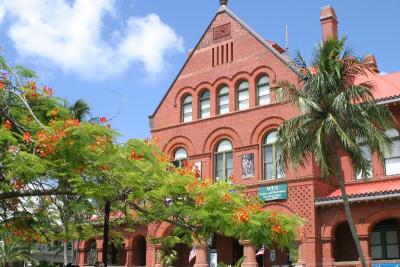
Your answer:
213,23 -> 231,40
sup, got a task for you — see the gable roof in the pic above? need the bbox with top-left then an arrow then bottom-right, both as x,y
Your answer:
149,5 -> 301,119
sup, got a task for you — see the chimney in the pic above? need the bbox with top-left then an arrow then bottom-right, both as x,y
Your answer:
364,54 -> 379,73
320,6 -> 338,41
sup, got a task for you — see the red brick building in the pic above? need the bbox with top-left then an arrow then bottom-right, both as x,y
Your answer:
78,1 -> 400,267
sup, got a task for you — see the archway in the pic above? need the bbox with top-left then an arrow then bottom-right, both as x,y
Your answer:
86,239 -> 97,266
370,219 -> 400,260
108,237 -> 126,266
211,234 -> 243,266
135,236 -> 147,267
334,222 -> 358,262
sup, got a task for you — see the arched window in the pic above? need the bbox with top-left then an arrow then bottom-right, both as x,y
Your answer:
263,131 -> 284,180
218,86 -> 229,115
87,240 -> 97,265
257,75 -> 270,106
356,138 -> 372,180
182,95 -> 193,122
173,147 -> 188,168
215,140 -> 233,181
371,219 -> 399,260
237,81 -> 249,110
199,90 -> 211,119
384,128 -> 400,175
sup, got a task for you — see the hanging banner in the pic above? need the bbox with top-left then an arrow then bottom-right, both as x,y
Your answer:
259,183 -> 288,202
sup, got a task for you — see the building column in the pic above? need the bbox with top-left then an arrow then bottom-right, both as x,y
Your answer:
96,239 -> 104,263
239,240 -> 258,267
125,246 -> 133,267
294,241 -> 305,267
321,238 -> 334,267
359,235 -> 371,267
149,244 -> 162,267
193,240 -> 209,267
78,241 -> 86,266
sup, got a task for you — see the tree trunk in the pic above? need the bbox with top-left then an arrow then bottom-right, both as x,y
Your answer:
102,200 -> 111,267
332,140 -> 367,267
63,240 -> 68,266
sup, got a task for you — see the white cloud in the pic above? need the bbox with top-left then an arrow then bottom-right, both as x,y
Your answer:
0,0 -> 184,80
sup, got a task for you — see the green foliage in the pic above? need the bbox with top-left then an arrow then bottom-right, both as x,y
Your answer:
217,256 -> 245,267
277,37 -> 394,178
0,55 -> 302,262
0,239 -> 34,267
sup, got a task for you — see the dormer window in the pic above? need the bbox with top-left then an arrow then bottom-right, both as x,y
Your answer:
257,75 -> 270,106
182,95 -> 193,122
237,81 -> 249,110
218,86 -> 229,115
199,90 -> 211,119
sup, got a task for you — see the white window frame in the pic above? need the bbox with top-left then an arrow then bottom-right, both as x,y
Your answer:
263,131 -> 284,180
182,95 -> 193,122
257,75 -> 270,106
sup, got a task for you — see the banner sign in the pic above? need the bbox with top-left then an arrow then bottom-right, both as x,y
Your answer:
259,183 -> 288,202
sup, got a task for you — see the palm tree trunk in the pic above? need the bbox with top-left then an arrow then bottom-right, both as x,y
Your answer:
332,140 -> 367,267
63,240 -> 68,266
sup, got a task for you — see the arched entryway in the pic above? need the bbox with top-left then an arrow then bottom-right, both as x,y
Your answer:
370,219 -> 400,261
256,246 -> 292,267
135,236 -> 147,267
334,222 -> 358,262
108,237 -> 126,266
210,235 -> 243,266
86,239 -> 97,265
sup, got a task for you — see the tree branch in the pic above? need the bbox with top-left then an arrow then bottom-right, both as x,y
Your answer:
0,189 -> 77,200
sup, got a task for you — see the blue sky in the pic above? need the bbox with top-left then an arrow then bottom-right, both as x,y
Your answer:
0,0 -> 399,141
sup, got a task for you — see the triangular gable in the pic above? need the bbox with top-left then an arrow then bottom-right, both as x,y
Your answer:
149,5 -> 301,119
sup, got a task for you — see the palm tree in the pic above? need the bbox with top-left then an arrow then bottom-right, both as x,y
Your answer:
0,240 -> 33,267
277,38 -> 394,267
68,99 -> 90,121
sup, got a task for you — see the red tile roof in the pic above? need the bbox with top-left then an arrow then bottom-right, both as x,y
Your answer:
316,179 -> 400,202
355,72 -> 400,102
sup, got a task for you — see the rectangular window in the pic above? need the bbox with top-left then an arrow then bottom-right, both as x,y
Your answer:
201,99 -> 211,118
226,152 -> 233,178
219,95 -> 229,115
215,154 -> 224,181
258,85 -> 270,106
238,90 -> 249,110
264,146 -> 273,180
385,139 -> 400,175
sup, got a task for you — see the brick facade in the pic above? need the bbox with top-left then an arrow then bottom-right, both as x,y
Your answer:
78,3 -> 400,267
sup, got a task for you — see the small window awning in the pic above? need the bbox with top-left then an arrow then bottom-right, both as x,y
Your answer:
315,179 -> 400,207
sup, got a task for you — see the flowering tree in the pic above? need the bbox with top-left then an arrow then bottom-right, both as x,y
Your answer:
0,56 -> 303,266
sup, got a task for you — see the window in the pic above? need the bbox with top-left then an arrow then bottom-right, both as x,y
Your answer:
257,75 -> 270,106
87,240 -> 97,265
182,95 -> 193,122
218,86 -> 229,115
173,148 -> 188,168
385,128 -> 400,175
199,90 -> 211,119
356,138 -> 372,180
215,140 -> 233,181
371,219 -> 399,260
263,131 -> 284,180
237,81 -> 249,110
